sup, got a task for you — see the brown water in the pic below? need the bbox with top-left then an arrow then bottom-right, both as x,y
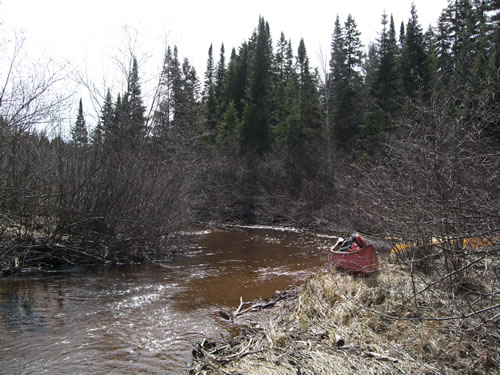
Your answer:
0,226 -> 337,374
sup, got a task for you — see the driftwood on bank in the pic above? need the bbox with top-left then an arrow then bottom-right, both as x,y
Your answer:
217,289 -> 297,322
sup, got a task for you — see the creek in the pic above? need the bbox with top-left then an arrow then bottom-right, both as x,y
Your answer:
0,226 -> 337,374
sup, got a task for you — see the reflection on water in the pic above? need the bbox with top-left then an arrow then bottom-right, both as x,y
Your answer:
0,226 -> 336,374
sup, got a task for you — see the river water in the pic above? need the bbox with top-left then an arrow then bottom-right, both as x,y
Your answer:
0,226 -> 337,374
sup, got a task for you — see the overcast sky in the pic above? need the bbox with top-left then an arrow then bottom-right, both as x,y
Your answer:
1,0 -> 449,121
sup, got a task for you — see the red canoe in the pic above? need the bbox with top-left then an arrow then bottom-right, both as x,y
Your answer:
331,244 -> 379,275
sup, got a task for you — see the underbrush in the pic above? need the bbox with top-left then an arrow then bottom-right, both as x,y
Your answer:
190,259 -> 499,374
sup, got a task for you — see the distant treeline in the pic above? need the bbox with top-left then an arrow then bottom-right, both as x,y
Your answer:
0,1 -> 499,269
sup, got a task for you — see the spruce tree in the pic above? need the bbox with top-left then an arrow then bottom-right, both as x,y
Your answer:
204,44 -> 218,138
222,45 -> 249,118
216,99 -> 239,154
272,33 -> 294,139
204,44 -> 215,93
121,56 -> 145,146
278,39 -> 321,161
330,14 -> 364,151
379,14 -> 401,118
296,39 -> 322,156
94,89 -> 114,146
238,17 -> 273,155
154,46 -> 174,139
328,16 -> 346,149
169,47 -> 183,130
215,43 -> 226,113
154,47 -> 199,142
177,58 -> 200,135
400,4 -> 430,99
435,6 -> 454,89
71,98 -> 88,145
362,12 -> 402,157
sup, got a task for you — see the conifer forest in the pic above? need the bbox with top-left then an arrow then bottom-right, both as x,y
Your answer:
0,1 -> 499,270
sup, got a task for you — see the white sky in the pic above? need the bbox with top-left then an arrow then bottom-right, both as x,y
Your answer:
1,0 -> 448,124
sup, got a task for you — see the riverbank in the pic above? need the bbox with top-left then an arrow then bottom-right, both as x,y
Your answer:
190,262 -> 499,374
0,218 -> 194,277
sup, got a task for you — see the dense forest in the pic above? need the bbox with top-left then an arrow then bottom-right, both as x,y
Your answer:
0,0 -> 499,269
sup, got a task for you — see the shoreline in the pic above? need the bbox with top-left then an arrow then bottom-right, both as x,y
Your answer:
189,263 -> 499,374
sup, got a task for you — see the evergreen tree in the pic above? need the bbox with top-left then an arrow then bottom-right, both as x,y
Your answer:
177,58 -> 200,134
379,14 -> 401,118
154,46 -> 176,139
71,98 -> 88,145
328,16 -> 346,149
204,44 -> 215,92
215,43 -> 226,111
281,71 -> 301,155
423,25 -> 438,92
216,99 -> 239,154
238,17 -> 274,155
436,0 -> 497,114
91,121 -> 104,146
169,47 -> 184,130
435,6 -> 454,88
344,15 -> 363,76
330,14 -> 364,150
400,4 -> 430,99
121,56 -> 145,146
222,45 -> 249,118
360,43 -> 380,157
154,47 -> 200,142
272,33 -> 294,139
490,0 -> 500,68
92,89 -> 114,146
275,32 -> 294,84
277,38 -> 321,161
113,93 -> 123,136
296,39 -> 322,155
204,44 -> 218,138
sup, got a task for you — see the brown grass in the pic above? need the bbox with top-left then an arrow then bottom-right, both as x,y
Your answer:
190,261 -> 499,374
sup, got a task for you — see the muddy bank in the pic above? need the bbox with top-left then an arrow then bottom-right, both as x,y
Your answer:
190,263 -> 499,374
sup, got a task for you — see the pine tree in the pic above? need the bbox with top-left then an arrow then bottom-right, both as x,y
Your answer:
71,98 -> 88,145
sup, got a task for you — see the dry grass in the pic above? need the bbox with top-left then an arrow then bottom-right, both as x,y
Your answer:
190,260 -> 499,374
